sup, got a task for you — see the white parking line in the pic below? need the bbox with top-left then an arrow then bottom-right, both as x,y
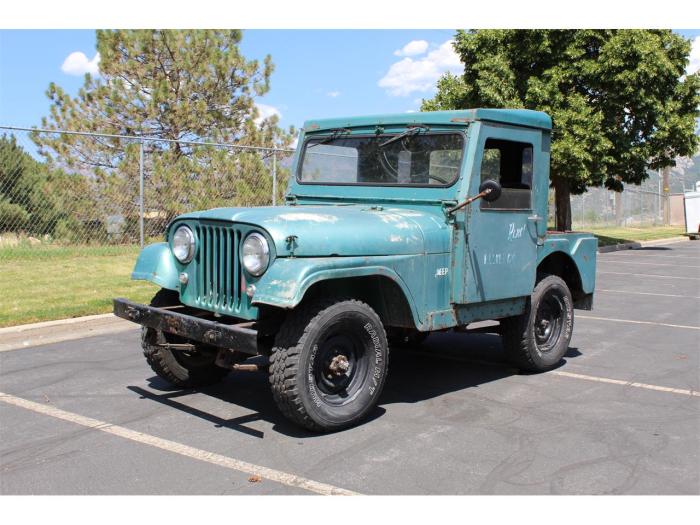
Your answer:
597,271 -> 700,280
0,391 -> 359,496
600,253 -> 700,260
596,289 -> 700,299
551,371 -> 700,397
597,260 -> 700,268
577,315 -> 700,330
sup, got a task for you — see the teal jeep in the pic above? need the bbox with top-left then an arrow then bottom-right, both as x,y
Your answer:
114,109 -> 597,431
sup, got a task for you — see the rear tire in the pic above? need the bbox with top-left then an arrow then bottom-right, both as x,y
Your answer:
269,298 -> 389,432
141,289 -> 229,388
501,274 -> 574,372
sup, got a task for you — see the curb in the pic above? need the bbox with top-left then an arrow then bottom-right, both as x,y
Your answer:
0,313 -> 135,353
0,313 -> 118,335
597,236 -> 687,253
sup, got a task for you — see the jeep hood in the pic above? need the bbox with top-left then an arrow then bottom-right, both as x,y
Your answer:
177,205 -> 450,256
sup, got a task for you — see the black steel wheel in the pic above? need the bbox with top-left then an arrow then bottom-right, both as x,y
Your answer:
501,274 -> 574,372
269,297 -> 389,432
534,292 -> 566,353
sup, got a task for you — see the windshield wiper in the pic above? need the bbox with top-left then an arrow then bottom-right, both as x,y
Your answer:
378,124 -> 430,148
307,128 -> 352,148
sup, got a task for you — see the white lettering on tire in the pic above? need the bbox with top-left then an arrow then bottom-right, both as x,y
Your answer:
307,344 -> 322,407
363,322 -> 384,395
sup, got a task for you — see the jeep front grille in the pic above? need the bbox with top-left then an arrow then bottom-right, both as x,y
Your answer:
192,223 -> 243,312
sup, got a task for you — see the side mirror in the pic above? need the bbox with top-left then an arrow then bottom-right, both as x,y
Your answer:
446,178 -> 503,215
479,179 -> 502,202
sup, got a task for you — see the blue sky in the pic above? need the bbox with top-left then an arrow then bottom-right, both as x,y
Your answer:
1,29 -> 699,132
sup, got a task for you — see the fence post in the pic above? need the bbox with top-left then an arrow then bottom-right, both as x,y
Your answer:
272,151 -> 277,206
139,139 -> 144,248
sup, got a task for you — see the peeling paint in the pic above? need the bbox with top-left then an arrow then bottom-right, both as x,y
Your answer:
277,213 -> 339,223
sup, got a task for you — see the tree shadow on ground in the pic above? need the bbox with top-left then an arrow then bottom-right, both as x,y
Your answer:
126,331 -> 580,438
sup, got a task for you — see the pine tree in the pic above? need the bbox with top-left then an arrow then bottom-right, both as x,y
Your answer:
35,30 -> 295,236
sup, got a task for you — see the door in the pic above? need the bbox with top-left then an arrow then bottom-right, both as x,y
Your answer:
461,124 -> 541,303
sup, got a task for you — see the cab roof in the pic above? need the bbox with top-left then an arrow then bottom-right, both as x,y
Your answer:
303,108 -> 552,133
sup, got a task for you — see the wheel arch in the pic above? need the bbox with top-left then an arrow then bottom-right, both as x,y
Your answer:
536,251 -> 591,309
302,275 -> 417,329
256,272 -> 419,331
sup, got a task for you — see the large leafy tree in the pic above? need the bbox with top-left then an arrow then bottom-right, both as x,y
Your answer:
35,30 -> 294,237
422,30 -> 700,230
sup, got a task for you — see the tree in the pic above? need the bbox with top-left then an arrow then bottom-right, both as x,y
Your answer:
0,134 -> 98,240
422,30 -> 700,230
34,30 -> 294,239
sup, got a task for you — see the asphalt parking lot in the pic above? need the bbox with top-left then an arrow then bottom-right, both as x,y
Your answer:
1,240 -> 698,495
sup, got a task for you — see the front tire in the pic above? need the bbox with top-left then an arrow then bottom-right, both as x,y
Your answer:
269,298 -> 389,432
501,274 -> 574,372
141,289 -> 229,388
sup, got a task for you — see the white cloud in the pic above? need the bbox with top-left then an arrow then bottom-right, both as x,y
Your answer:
379,40 -> 462,97
688,36 -> 700,75
255,102 -> 281,125
61,51 -> 100,76
393,40 -> 429,57
327,90 -> 341,97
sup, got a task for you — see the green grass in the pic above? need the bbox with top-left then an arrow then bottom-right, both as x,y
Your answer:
585,225 -> 685,246
0,244 -> 157,328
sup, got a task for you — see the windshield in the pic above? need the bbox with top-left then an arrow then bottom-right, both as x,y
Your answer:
298,132 -> 465,186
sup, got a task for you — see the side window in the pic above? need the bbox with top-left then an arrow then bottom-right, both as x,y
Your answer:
480,138 -> 533,210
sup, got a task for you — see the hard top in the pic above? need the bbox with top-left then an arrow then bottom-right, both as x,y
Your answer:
303,108 -> 552,133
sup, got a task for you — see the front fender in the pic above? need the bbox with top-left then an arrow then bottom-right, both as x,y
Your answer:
131,242 -> 179,290
252,255 -> 422,326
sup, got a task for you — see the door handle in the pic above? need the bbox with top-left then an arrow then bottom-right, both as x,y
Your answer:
528,215 -> 547,243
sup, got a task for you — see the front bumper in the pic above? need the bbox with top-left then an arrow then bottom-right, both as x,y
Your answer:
113,298 -> 258,355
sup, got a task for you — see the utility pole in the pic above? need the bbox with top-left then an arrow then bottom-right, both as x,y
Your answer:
662,167 -> 670,225
615,191 -> 623,226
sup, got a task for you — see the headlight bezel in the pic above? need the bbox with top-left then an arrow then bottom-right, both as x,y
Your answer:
242,232 -> 270,277
171,225 -> 196,264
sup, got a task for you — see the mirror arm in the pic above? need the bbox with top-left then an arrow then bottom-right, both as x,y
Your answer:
446,188 -> 492,215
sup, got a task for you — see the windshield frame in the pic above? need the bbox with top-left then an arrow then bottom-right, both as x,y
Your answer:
295,130 -> 467,189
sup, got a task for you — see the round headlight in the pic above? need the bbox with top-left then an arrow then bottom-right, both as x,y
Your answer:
172,226 -> 195,263
242,232 -> 270,276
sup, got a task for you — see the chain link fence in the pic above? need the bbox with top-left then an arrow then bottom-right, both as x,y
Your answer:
3,125 -> 690,255
569,186 -> 671,230
2,125 -> 688,254
0,126 -> 295,256
545,170 -> 680,230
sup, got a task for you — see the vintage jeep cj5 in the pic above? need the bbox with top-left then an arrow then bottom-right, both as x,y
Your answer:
114,109 -> 597,431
